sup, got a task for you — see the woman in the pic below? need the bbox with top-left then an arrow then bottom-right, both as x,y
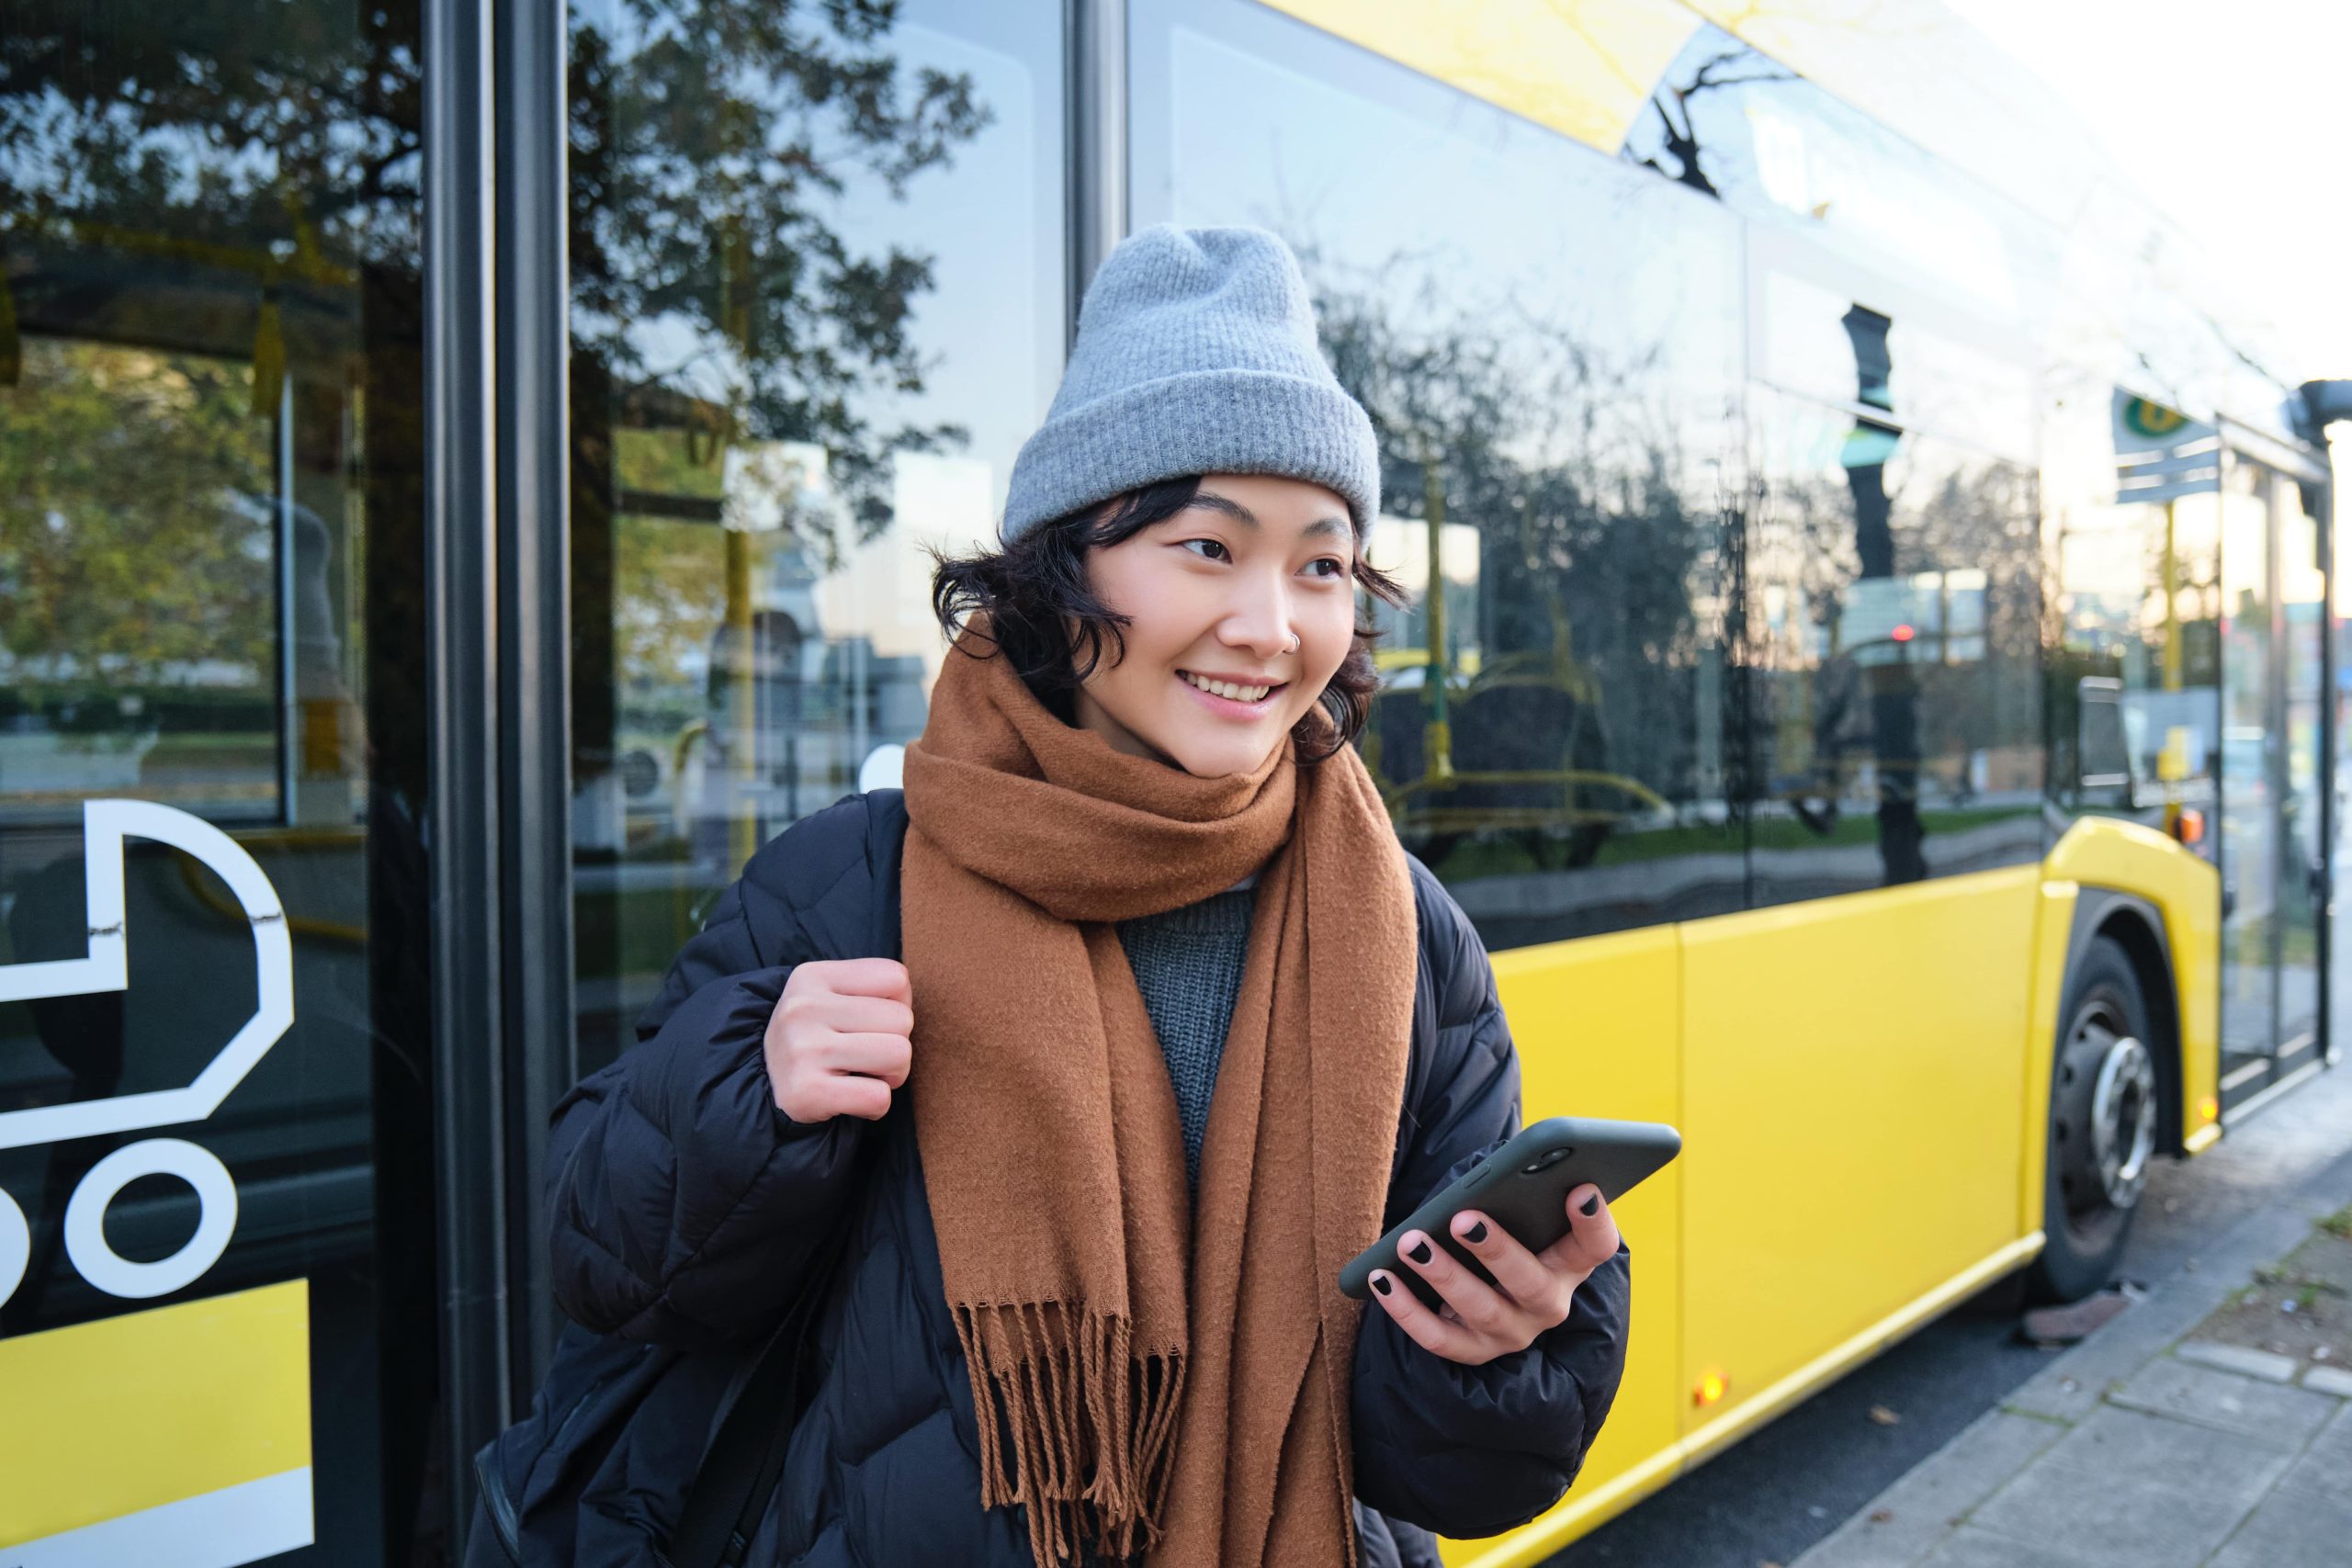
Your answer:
546,225 -> 1630,1568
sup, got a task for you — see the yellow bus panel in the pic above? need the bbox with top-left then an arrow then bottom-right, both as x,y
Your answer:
1477,926 -> 1684,1562
1259,0 -> 1702,156
1441,823 -> 2222,1564
1676,868 -> 2037,1438
2041,817 -> 2223,1152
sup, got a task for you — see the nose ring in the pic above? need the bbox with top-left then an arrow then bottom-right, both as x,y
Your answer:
1286,632 -> 1300,654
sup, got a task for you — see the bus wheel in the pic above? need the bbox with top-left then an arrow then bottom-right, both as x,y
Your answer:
2028,938 -> 2159,1303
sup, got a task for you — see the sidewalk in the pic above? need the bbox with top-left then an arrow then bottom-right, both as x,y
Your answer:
1794,1117 -> 2352,1568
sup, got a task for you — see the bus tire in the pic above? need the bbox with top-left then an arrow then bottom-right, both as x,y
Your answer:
2027,937 -> 2160,1303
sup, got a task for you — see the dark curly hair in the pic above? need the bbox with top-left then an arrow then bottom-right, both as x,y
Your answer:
929,476 -> 1408,763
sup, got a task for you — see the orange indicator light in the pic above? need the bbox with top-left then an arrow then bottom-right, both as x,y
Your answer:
2199,1096 -> 2219,1122
1694,1371 -> 1727,1406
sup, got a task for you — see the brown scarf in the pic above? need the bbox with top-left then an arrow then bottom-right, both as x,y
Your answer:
898,627 -> 1417,1567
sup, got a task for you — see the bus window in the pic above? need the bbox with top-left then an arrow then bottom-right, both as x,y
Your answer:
1746,387 -> 2044,907
0,4 -> 435,1561
565,0 -> 1069,1072
2215,452 -> 2328,1099
2043,383 -> 2224,856
1625,22 -> 2054,343
1130,0 -> 1747,950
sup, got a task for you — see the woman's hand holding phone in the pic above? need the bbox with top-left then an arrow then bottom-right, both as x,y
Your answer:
1365,1185 -> 1622,1367
764,957 -> 915,1122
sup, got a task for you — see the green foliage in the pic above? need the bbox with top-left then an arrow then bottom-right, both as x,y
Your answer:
0,339 -> 272,689
570,0 -> 989,547
3,0 -> 994,741
613,512 -> 729,697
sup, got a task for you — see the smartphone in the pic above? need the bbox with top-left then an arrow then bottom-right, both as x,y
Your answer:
1340,1116 -> 1680,1312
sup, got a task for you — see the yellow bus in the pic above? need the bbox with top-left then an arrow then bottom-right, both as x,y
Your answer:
1124,3 -> 2335,1561
2,0 -> 2336,1562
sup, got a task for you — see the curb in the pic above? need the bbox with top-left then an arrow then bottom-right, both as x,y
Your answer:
1792,1143 -> 2352,1568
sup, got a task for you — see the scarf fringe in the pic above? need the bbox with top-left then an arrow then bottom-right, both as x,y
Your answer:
952,1300 -> 1188,1567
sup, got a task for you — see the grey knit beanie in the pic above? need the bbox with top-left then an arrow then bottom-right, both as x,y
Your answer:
999,224 -> 1380,543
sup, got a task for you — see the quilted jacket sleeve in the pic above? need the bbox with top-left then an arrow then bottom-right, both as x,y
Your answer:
1349,857 -> 1632,1540
545,794 -> 893,1351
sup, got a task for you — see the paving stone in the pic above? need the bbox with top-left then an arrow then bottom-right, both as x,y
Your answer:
1968,1460 -> 2258,1568
1784,1525 -> 1917,1568
2004,1288 -> 2218,1426
2277,1401 -> 2352,1503
2301,1363 -> 2352,1397
1793,1410 -> 2064,1568
2007,1191 -> 2352,1425
1916,1527 -> 2093,1568
2034,1404 -> 2295,1496
2107,1355 -> 2342,1447
1804,1169 -> 2352,1568
2176,1339 -> 2301,1382
2207,1482 -> 2352,1568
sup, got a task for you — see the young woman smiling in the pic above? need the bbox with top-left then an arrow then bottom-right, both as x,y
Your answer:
543,226 -> 1631,1568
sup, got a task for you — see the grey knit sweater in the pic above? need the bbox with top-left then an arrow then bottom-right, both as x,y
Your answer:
1115,877 -> 1257,1190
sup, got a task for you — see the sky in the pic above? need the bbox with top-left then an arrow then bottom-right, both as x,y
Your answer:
1943,0 -> 2352,387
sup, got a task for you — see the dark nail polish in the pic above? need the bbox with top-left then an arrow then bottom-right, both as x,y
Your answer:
1405,1237 -> 1433,1266
1371,1272 -> 1393,1296
1464,1220 -> 1488,1245
1579,1192 -> 1601,1217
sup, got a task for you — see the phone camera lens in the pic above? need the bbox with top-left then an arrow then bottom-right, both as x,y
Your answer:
1521,1146 -> 1574,1174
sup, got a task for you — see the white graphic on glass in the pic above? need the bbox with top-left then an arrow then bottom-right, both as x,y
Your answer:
0,799 -> 293,1303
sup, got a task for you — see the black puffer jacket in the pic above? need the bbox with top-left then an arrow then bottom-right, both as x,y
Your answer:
545,788 -> 1629,1566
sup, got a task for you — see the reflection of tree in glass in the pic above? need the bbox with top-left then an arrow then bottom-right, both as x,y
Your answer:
1911,460 -> 2041,761
1306,248 -> 1722,873
1754,424 -> 2039,878
613,515 -> 728,692
0,4 -> 424,269
5,3 -> 996,558
0,342 -> 272,687
571,0 -> 993,550
1,6 -> 434,804
1624,45 -> 1792,200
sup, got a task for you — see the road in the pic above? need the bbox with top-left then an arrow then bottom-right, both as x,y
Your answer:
1544,1055 -> 2352,1568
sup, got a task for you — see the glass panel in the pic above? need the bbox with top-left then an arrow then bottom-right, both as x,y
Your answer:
2335,474 -> 2352,1057
1746,387 -> 2044,907
1754,266 -> 2037,465
2043,385 -> 2223,856
0,6 -> 433,1563
567,0 -> 1067,1072
2277,472 -> 2324,1052
2217,457 -> 2278,1069
1624,23 -> 2055,346
1131,0 -> 1746,950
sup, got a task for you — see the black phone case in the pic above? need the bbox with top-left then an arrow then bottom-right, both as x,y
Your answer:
1340,1116 -> 1680,1312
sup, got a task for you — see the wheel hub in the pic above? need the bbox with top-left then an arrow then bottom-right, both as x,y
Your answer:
2087,1032 -> 2156,1210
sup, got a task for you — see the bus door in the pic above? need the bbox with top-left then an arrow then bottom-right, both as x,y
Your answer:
0,5 -> 438,1561
2216,425 -> 2332,1117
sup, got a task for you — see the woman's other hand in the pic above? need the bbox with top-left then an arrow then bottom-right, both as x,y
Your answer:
1365,1184 -> 1622,1366
765,957 -> 914,1122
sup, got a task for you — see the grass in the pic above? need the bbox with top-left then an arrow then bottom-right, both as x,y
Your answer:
2320,1204 -> 2352,1242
